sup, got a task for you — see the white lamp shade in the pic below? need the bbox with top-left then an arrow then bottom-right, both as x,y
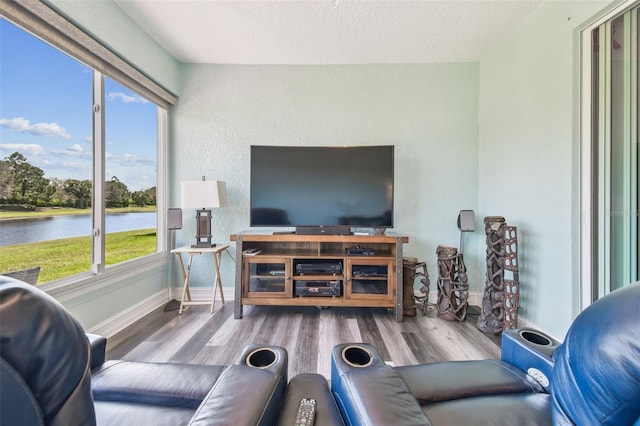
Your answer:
181,180 -> 228,208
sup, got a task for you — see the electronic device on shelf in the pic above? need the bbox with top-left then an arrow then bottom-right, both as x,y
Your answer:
243,248 -> 262,255
295,261 -> 342,275
250,145 -> 394,235
353,271 -> 386,277
345,245 -> 375,256
295,280 -> 342,297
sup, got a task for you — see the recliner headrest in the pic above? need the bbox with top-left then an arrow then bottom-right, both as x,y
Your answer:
551,281 -> 640,425
0,276 -> 96,425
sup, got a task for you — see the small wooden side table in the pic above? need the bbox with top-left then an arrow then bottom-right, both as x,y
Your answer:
171,244 -> 230,314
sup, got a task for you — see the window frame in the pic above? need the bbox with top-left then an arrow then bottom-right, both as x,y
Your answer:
0,0 -> 173,298
579,0 -> 639,309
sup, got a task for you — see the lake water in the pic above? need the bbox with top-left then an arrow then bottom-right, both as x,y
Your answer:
0,212 -> 156,247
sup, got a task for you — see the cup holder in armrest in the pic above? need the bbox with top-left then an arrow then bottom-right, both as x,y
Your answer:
341,345 -> 373,368
518,330 -> 553,347
502,328 -> 561,392
246,347 -> 279,369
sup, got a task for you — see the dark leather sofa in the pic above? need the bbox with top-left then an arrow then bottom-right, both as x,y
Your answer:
0,276 -> 289,426
331,281 -> 640,425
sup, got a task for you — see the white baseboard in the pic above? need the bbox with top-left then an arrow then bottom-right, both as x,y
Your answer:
87,290 -> 168,338
172,286 -> 236,303
87,287 -> 236,339
425,290 -> 482,307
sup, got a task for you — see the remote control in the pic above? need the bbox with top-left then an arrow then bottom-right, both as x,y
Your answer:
294,398 -> 316,426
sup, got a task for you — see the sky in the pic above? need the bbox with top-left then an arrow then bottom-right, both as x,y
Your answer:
0,18 -> 157,192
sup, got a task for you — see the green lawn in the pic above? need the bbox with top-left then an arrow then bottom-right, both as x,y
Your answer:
0,229 -> 157,284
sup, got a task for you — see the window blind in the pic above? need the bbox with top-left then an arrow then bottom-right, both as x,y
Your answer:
0,0 -> 177,109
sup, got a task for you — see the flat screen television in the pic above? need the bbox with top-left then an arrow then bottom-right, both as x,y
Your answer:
250,145 -> 394,234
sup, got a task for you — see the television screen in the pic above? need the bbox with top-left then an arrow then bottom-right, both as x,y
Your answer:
250,145 -> 394,229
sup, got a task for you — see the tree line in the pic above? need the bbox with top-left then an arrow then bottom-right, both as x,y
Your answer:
0,152 -> 156,209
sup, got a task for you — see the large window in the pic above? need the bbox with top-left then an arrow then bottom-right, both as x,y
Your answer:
0,16 -> 163,285
581,1 -> 638,305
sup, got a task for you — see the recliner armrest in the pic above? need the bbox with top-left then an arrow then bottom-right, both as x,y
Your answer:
275,373 -> 345,426
333,364 -> 431,426
331,343 -> 430,426
86,333 -> 107,370
501,328 -> 560,392
187,364 -> 286,426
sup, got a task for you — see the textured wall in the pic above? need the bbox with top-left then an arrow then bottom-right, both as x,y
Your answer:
171,64 -> 481,294
478,0 -> 611,338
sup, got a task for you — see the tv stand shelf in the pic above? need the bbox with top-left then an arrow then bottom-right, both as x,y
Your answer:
231,232 -> 409,321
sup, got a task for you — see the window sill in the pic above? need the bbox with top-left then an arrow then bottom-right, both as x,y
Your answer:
43,252 -> 169,302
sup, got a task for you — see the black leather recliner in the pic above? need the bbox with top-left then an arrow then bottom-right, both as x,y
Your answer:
0,276 -> 288,426
331,281 -> 640,425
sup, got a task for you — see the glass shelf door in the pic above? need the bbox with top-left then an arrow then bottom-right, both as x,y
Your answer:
244,257 -> 292,298
345,258 -> 394,300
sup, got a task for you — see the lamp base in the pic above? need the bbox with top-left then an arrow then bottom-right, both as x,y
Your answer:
193,209 -> 214,248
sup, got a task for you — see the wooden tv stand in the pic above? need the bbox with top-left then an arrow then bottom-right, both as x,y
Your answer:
231,232 -> 409,322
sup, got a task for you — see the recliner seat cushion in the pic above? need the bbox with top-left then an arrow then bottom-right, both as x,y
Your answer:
395,359 -> 542,404
423,393 -> 551,425
92,360 -> 226,408
94,400 -> 195,426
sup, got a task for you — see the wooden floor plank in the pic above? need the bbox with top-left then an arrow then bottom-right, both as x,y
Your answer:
170,303 -> 235,364
291,308 -> 321,377
356,308 -> 393,360
107,303 -> 501,380
373,313 -> 419,365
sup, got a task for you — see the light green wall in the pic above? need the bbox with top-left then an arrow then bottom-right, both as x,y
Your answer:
171,64 -> 483,294
478,0 -> 613,338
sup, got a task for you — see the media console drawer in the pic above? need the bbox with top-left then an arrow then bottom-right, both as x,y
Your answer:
232,233 -> 409,322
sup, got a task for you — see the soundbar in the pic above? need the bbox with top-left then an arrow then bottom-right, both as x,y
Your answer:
296,226 -> 351,235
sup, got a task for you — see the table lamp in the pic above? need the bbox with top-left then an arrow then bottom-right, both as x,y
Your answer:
181,178 -> 228,248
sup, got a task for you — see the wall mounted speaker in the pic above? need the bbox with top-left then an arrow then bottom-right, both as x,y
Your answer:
457,210 -> 475,232
168,208 -> 183,230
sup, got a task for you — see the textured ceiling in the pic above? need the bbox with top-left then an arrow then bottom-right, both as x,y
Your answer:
114,0 -> 542,65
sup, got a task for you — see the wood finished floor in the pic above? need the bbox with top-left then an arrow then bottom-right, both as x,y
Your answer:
107,301 -> 501,381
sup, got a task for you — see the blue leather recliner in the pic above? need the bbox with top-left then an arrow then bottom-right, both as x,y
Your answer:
331,281 -> 640,425
0,276 -> 289,426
